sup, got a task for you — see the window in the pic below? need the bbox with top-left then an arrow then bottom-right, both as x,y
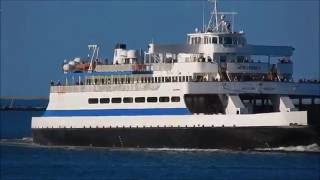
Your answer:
233,37 -> 238,45
220,56 -> 227,63
212,37 -> 217,44
100,98 -> 110,104
147,97 -> 157,103
159,97 -> 169,102
237,56 -> 245,63
224,37 -> 232,45
123,97 -> 133,103
196,37 -> 200,44
172,76 -> 177,82
88,98 -> 98,104
192,37 -> 196,44
171,96 -> 180,102
135,97 -> 145,103
111,98 -> 121,103
219,37 -> 223,44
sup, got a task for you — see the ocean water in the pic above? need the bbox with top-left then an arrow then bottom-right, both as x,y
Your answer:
1,110 -> 320,179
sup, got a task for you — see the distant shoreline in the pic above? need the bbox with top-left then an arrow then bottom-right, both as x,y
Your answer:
0,107 -> 46,111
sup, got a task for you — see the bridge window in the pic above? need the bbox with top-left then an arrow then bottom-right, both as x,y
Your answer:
147,97 -> 157,103
135,97 -> 145,103
212,37 -> 217,44
192,37 -> 196,44
219,37 -> 223,44
224,37 -> 232,45
111,98 -> 122,103
204,36 -> 208,44
88,98 -> 98,104
171,96 -> 180,102
123,97 -> 133,103
159,97 -> 169,102
100,98 -> 110,104
197,37 -> 201,44
233,37 -> 238,45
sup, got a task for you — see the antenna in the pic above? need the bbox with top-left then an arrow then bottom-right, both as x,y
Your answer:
214,0 -> 218,31
202,1 -> 205,32
206,0 -> 218,32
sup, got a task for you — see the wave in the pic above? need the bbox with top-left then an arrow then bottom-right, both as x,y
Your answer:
255,143 -> 320,152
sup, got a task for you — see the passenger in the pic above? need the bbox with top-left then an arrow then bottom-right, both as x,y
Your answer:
57,81 -> 61,86
50,80 -> 54,86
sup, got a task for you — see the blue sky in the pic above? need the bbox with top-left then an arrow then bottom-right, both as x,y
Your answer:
1,0 -> 319,96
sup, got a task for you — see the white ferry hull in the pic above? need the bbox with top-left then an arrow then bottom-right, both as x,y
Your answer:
31,111 -> 319,149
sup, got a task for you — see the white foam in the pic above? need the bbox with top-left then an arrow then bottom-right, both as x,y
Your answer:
144,148 -> 221,152
256,143 -> 320,152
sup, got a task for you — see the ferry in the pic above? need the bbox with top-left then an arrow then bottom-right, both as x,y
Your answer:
31,1 -> 320,149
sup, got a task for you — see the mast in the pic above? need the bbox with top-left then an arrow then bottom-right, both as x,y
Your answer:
214,0 -> 218,31
205,0 -> 237,33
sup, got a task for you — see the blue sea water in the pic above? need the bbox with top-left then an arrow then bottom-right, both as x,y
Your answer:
1,110 -> 320,179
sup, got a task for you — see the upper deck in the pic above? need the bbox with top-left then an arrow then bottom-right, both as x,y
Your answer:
57,0 -> 318,97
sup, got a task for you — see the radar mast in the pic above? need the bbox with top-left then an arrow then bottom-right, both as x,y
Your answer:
206,0 -> 238,33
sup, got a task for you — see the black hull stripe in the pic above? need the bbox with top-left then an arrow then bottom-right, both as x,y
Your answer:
32,127 -> 319,150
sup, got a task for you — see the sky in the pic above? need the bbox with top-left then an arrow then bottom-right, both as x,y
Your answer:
1,0 -> 319,97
